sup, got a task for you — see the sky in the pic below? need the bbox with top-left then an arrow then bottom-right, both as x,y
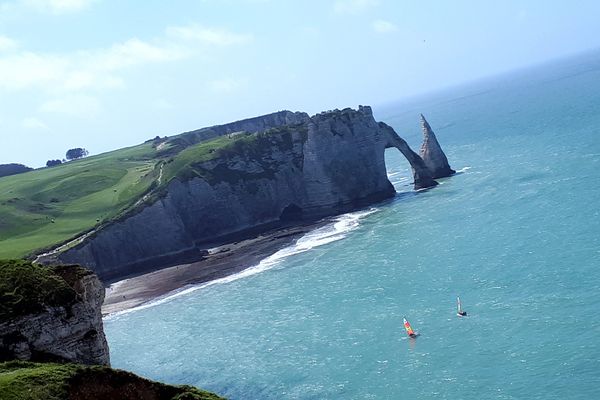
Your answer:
1,0 -> 600,167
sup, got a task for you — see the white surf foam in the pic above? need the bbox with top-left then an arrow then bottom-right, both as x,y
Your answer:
455,166 -> 471,173
390,176 -> 410,187
105,208 -> 378,319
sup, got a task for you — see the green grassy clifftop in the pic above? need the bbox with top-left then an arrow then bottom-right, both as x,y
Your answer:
0,361 -> 224,400
0,143 -> 160,259
0,110 -> 308,260
0,124 -> 306,260
0,260 -> 87,321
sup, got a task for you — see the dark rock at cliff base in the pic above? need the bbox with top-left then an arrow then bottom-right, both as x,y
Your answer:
0,260 -> 110,366
419,114 -> 455,178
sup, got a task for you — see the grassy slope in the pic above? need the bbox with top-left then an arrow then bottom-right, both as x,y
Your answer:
0,143 -> 159,259
161,135 -> 236,183
162,126 -> 302,185
0,361 -> 224,400
0,126 -> 300,260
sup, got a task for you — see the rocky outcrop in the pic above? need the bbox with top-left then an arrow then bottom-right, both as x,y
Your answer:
379,122 -> 438,189
419,114 -> 455,178
0,261 -> 110,366
50,106 -> 448,281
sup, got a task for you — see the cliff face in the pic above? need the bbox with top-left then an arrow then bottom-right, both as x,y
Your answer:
0,261 -> 110,366
419,114 -> 455,178
54,106 -> 445,281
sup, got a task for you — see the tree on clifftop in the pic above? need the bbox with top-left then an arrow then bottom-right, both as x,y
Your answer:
65,148 -> 89,161
0,163 -> 32,177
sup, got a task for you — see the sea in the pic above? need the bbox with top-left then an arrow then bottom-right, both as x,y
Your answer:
104,50 -> 600,399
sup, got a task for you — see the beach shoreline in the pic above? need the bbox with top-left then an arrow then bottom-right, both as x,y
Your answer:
101,220 -> 328,316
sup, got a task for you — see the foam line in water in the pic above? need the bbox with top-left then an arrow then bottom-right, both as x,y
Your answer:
105,208 -> 378,319
390,176 -> 410,186
455,166 -> 471,173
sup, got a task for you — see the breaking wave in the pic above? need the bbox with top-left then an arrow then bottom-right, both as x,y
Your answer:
105,208 -> 378,319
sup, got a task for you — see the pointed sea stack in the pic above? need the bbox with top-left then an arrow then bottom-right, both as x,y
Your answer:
419,114 -> 455,178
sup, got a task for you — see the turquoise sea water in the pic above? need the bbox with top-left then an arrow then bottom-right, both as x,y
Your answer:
105,50 -> 600,399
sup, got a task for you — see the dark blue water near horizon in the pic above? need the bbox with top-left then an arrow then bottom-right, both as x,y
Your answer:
105,50 -> 600,399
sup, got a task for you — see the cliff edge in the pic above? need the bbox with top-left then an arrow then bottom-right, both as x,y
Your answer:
0,260 -> 110,365
0,260 -> 226,399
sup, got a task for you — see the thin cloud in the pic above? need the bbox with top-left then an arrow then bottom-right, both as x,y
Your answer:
0,52 -> 68,90
0,35 -> 18,52
209,78 -> 246,94
153,98 -> 175,110
0,24 -> 252,121
20,0 -> 96,14
40,94 -> 101,117
85,38 -> 186,71
21,116 -> 48,129
333,0 -> 379,15
0,25 -> 251,92
0,38 -> 185,92
166,25 -> 252,46
372,19 -> 398,34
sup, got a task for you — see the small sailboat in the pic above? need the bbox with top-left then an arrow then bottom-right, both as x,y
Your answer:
457,296 -> 467,317
403,317 -> 418,338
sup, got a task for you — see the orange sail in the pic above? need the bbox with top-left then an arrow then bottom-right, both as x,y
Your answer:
403,317 -> 415,337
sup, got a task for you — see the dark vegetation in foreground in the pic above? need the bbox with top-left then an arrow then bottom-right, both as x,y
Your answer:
0,163 -> 32,178
0,259 -> 90,321
0,260 -> 226,399
0,361 -> 225,400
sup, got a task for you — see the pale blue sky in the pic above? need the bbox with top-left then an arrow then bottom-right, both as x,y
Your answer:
1,0 -> 600,167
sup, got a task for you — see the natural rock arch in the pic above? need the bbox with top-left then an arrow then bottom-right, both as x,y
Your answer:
378,122 -> 438,190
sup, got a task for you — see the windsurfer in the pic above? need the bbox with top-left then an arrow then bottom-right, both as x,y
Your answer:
457,296 -> 467,317
403,316 -> 419,338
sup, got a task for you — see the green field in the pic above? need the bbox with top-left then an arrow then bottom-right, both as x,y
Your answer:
0,143 -> 160,259
0,131 -> 274,259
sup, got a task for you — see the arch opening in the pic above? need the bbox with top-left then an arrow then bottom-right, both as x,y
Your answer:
384,147 -> 414,193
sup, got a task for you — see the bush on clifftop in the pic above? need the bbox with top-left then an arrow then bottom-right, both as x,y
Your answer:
0,163 -> 32,178
0,260 -> 86,321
